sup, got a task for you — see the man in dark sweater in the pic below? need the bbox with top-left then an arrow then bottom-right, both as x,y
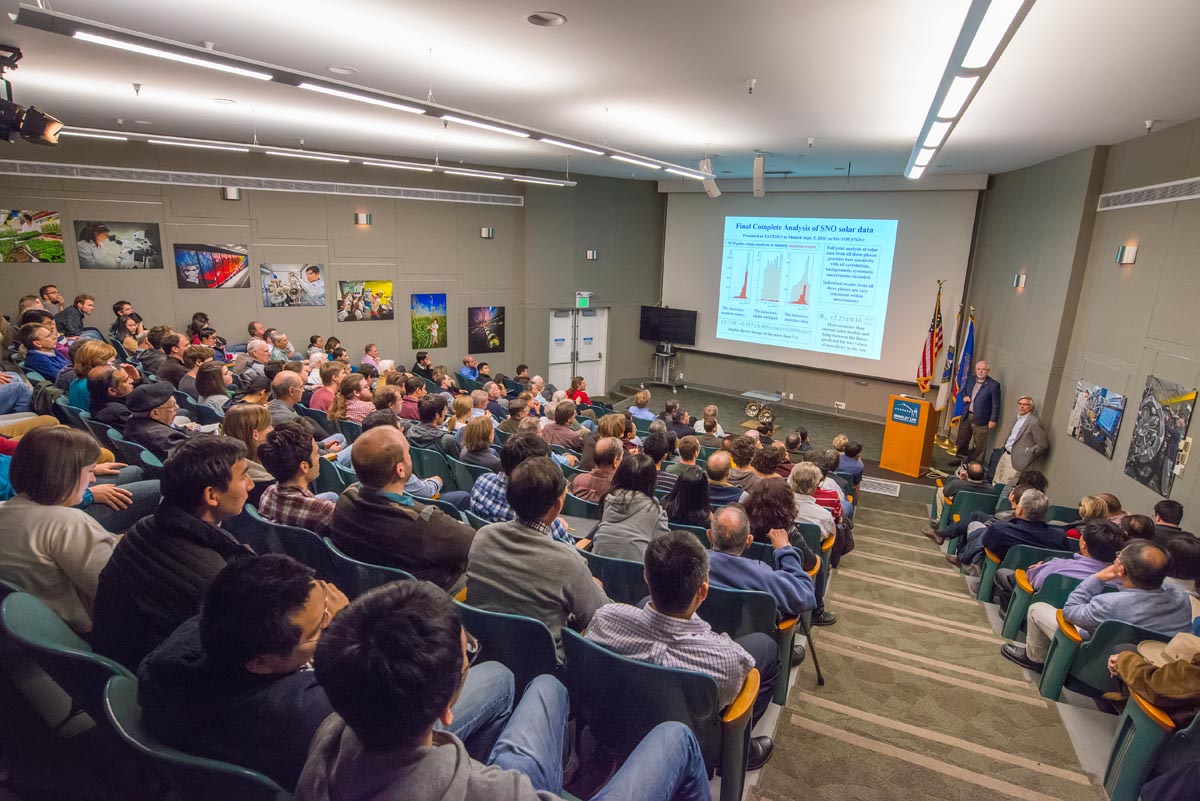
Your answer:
951,489 -> 1067,570
138,554 -> 516,792
1152,500 -> 1195,548
933,460 -> 993,523
154,333 -> 189,386
91,435 -> 255,670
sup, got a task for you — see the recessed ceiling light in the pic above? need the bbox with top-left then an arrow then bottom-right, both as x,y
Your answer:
327,65 -> 358,76
212,98 -> 237,105
527,12 -> 567,26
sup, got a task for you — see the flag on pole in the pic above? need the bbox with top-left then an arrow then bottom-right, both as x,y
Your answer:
916,286 -> 944,393
951,314 -> 976,423
934,304 -> 961,412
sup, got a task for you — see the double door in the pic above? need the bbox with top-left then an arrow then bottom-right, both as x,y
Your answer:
547,308 -> 608,396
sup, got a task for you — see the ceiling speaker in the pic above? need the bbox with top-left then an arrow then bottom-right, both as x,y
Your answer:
699,158 -> 721,199
753,155 -> 765,197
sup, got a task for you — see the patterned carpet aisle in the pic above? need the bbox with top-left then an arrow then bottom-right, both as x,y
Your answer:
750,493 -> 1108,801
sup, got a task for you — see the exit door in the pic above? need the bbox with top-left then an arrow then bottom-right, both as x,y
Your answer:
547,308 -> 608,396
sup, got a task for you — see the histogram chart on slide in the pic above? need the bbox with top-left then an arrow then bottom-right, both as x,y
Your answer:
718,247 -> 818,347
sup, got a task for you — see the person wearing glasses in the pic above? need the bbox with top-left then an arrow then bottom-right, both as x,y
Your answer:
137,555 -> 517,793
122,382 -> 199,460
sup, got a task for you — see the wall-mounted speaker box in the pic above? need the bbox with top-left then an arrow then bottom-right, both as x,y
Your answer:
700,158 -> 721,199
753,155 -> 765,198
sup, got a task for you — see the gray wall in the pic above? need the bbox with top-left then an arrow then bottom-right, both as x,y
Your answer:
969,117 -> 1200,516
0,141 -> 662,386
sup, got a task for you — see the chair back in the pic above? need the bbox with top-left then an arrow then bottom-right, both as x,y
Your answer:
224,508 -> 341,584
561,493 -> 601,520
103,676 -> 294,801
697,584 -> 778,640
412,494 -> 468,522
448,456 -> 491,493
1032,574 -> 1088,608
795,522 -> 824,553
1072,621 -> 1175,697
0,592 -> 134,728
186,398 -> 224,426
668,522 -> 710,548
455,601 -> 558,701
464,509 -> 494,530
322,538 -> 415,599
105,430 -> 164,479
84,417 -> 119,450
579,549 -> 648,604
1047,504 -> 1079,524
314,457 -> 356,496
632,417 -> 653,436
295,404 -> 330,429
55,395 -> 89,431
339,419 -> 363,444
493,427 -> 511,444
744,541 -> 775,566
560,460 -> 586,480
410,447 -> 457,490
561,629 -> 724,767
1000,544 -> 1073,572
945,490 -> 999,525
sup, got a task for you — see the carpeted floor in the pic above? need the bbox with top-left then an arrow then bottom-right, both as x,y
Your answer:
749,492 -> 1108,801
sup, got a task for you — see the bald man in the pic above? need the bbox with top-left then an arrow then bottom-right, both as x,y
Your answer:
954,360 -> 1001,464
571,436 -> 624,501
328,426 -> 475,591
705,450 -> 745,505
266,372 -> 343,451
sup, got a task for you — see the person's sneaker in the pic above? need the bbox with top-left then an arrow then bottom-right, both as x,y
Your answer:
813,610 -> 838,627
924,530 -> 946,546
791,641 -> 807,665
747,736 -> 775,771
1001,644 -> 1044,672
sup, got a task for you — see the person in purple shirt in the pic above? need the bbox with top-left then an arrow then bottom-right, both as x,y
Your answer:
993,520 -> 1126,610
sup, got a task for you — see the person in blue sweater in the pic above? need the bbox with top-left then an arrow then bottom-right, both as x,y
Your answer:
706,504 -> 816,663
20,322 -> 69,379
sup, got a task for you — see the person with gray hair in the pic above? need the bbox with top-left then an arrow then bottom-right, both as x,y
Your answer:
952,488 -> 1068,571
707,505 -> 816,622
268,330 -> 296,362
992,395 -> 1048,488
571,436 -> 623,501
240,338 -> 272,383
266,372 -> 343,451
788,462 -> 835,539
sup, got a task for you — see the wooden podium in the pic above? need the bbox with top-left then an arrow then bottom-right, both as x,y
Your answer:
879,395 -> 934,478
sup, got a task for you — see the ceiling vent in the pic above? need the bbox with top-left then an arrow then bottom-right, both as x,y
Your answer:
0,159 -> 524,207
1097,176 -> 1200,212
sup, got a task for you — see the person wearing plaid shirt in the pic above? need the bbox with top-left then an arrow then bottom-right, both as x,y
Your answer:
470,434 -> 573,545
257,421 -> 336,536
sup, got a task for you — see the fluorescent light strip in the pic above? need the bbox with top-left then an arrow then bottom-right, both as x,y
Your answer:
149,139 -> 249,152
923,121 -> 952,148
440,115 -> 529,138
60,130 -> 128,141
914,148 -> 936,167
443,169 -> 505,180
364,161 -> 435,172
72,31 -> 273,80
665,168 -> 707,180
938,75 -> 979,118
297,83 -> 425,115
513,177 -> 566,186
907,165 -> 926,180
267,151 -> 349,163
538,138 -> 605,156
610,155 -> 662,170
962,0 -> 1026,69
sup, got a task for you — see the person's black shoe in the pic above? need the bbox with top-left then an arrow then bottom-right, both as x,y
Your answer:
791,641 -> 807,665
945,553 -> 961,567
813,610 -> 838,626
747,736 -> 775,771
924,530 -> 946,546
1001,644 -> 1044,673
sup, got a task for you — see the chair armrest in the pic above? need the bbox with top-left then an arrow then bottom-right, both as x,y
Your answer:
453,587 -> 467,602
1015,569 -> 1034,594
722,668 -> 760,724
936,478 -> 944,488
1056,609 -> 1082,643
1130,691 -> 1177,732
778,617 -> 799,632
820,533 -> 836,552
575,538 -> 591,551
985,548 -> 1001,565
806,555 -> 821,578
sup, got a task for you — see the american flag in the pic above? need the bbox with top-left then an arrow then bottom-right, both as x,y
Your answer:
916,288 -> 943,393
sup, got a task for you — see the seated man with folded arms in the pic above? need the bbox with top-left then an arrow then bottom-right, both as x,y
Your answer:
1002,539 -> 1196,672
936,489 -> 1066,572
140,554 -> 516,793
585,530 -> 779,770
466,456 -> 609,660
297,580 -> 709,801
992,520 -> 1127,610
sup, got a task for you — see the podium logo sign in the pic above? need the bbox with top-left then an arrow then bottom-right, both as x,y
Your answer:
891,400 -> 922,426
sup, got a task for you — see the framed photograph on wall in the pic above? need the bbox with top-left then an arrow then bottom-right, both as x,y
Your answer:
337,280 -> 395,322
0,210 -> 65,262
75,221 -> 163,269
1066,380 -> 1126,459
411,293 -> 447,348
468,305 -> 505,352
174,244 -> 250,288
1124,375 -> 1196,498
261,264 -> 326,307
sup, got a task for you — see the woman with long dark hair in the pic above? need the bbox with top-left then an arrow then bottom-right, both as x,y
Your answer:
663,465 -> 711,528
590,453 -> 669,560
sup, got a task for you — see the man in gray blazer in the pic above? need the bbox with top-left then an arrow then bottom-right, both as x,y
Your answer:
993,395 -> 1048,487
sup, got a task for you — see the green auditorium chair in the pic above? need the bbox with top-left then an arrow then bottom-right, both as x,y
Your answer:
562,629 -> 758,801
464,508 -> 494,530
409,446 -> 457,491
105,429 -> 164,479
455,601 -> 559,702
559,460 -> 587,481
83,417 -> 118,451
448,455 -> 491,493
1001,571 -> 1085,641
938,490 -> 999,554
295,403 -> 330,430
321,538 -> 415,599
1047,504 -> 1079,524
579,549 -> 648,605
1103,690 -> 1200,801
224,506 -> 341,584
561,492 -> 601,520
977,544 -> 1073,603
336,418 -> 362,444
669,522 -> 711,547
1039,610 -> 1174,701
314,456 -> 356,496
54,395 -> 90,431
408,493 -> 468,522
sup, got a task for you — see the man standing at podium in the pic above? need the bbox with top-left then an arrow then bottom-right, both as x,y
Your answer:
953,361 -> 1001,464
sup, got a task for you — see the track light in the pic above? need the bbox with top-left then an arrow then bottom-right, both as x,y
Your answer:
0,100 -> 63,145
610,155 -> 661,170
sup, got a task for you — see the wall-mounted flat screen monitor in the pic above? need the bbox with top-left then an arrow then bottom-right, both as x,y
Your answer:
640,305 -> 697,345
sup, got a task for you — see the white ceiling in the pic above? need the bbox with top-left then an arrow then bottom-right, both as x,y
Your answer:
1,0 -> 1199,182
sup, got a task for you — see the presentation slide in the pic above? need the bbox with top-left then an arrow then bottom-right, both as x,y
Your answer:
715,216 -> 898,360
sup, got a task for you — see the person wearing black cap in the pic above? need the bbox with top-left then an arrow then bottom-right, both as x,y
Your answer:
123,382 -> 197,460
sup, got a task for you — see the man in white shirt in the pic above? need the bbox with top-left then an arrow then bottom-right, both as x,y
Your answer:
993,396 -> 1048,487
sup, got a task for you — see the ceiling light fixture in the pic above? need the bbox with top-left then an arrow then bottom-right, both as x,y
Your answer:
537,137 -> 604,156
298,83 -> 425,114
444,169 -> 505,180
665,168 -> 706,180
439,115 -> 529,138
266,150 -> 349,162
149,139 -> 249,152
59,130 -> 128,141
71,31 -> 273,80
610,155 -> 662,170
527,12 -> 568,27
513,176 -> 568,186
364,161 -> 434,172
904,0 -> 1035,179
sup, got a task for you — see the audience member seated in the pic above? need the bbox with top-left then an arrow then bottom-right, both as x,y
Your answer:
91,435 -> 254,669
1100,492 -> 1127,522
341,372 -> 377,426
459,415 -> 501,471
178,345 -> 215,398
737,445 -> 786,498
330,425 -> 474,591
1153,500 -> 1193,547
266,372 -> 343,452
1122,513 -> 1157,541
457,355 -> 479,383
542,400 -> 584,451
337,410 -> 468,508
448,394 -> 474,438
497,398 -> 527,435
239,338 -> 272,384
0,427 -> 118,633
410,350 -> 433,380
483,381 -> 508,419
629,388 -> 656,421
65,340 -> 117,409
951,489 -> 1066,571
586,530 -> 778,769
706,450 -> 748,506
1058,495 -> 1110,539
837,440 -> 865,479
309,361 -> 345,414
1003,539 -> 1195,671
1105,629 -> 1200,725
123,382 -> 197,460
87,364 -> 133,431
571,436 -> 623,502
666,436 -> 702,477
269,331 -> 295,362
746,479 -> 834,626
726,435 -> 759,490
300,580 -> 706,801
395,375 -> 424,421
786,428 -> 812,463
137,325 -> 172,375
220,403 -> 276,505
257,421 -> 337,536
934,460 -> 993,522
470,433 -> 573,543
466,456 -> 609,659
692,403 -> 725,438
1164,536 -> 1200,597
695,417 -> 723,449
53,293 -> 94,338
663,465 -> 712,529
814,450 -> 850,520
641,431 -> 677,493
787,461 -> 836,540
590,453 -> 670,561
195,360 -> 233,413
19,320 -> 68,378
993,520 -> 1127,610
407,394 -> 462,459
155,333 -> 188,387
